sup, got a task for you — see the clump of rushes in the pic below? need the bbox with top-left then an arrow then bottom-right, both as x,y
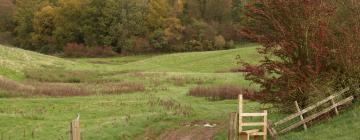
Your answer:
188,85 -> 262,101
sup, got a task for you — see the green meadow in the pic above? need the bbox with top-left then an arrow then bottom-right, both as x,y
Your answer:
0,44 -> 359,140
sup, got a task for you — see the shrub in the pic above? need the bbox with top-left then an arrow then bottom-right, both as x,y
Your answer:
214,35 -> 226,49
87,46 -> 117,57
63,43 -> 87,57
63,43 -> 117,57
130,37 -> 152,53
240,0 -> 360,111
225,40 -> 235,49
188,85 -> 262,101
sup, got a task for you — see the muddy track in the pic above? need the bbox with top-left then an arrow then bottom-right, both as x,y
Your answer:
158,121 -> 223,140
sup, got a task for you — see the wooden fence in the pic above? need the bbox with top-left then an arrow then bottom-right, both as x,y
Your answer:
70,114 -> 81,140
268,87 -> 354,137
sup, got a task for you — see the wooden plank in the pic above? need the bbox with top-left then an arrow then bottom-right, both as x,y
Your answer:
331,98 -> 339,115
242,129 -> 259,134
263,110 -> 267,140
240,113 -> 267,117
267,121 -> 277,138
240,133 -> 250,140
242,122 -> 265,126
274,87 -> 350,126
250,132 -> 266,136
228,112 -> 238,140
294,101 -> 307,131
239,94 -> 243,133
279,96 -> 354,134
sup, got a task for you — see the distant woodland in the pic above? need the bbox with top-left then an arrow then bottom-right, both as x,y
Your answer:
0,0 -> 247,55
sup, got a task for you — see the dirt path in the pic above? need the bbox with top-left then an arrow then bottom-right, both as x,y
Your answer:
158,121 -> 223,140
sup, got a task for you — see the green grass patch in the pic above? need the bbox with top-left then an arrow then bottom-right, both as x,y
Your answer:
0,43 -> 358,140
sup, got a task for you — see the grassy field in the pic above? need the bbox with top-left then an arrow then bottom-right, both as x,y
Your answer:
0,44 -> 359,140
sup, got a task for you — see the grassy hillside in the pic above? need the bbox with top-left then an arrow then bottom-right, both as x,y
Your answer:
71,43 -> 260,73
0,45 -> 76,80
0,44 -> 359,140
0,44 -> 262,140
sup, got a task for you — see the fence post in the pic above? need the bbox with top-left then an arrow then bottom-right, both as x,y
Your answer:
331,98 -> 339,115
294,101 -> 307,131
263,110 -> 268,140
70,114 -> 80,140
228,112 -> 239,140
267,121 -> 277,138
238,94 -> 243,133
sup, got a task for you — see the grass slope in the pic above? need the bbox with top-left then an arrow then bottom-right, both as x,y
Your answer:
72,43 -> 260,73
277,102 -> 360,140
0,44 -> 261,140
0,45 -> 76,80
0,44 -> 359,140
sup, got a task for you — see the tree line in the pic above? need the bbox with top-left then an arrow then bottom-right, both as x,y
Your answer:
0,0 -> 246,55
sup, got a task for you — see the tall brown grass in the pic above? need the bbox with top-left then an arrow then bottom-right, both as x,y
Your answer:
168,76 -> 210,86
148,95 -> 193,116
100,82 -> 145,94
188,85 -> 262,101
0,76 -> 89,97
0,76 -> 33,96
32,83 -> 89,97
0,76 -> 148,97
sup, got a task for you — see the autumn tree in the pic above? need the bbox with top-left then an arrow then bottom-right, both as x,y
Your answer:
240,0 -> 360,110
206,0 -> 232,23
12,0 -> 46,50
31,5 -> 57,52
147,0 -> 170,30
231,0 -> 243,23
54,0 -> 88,46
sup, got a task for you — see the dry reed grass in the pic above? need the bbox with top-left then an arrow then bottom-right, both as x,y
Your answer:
188,85 -> 262,101
100,82 -> 145,94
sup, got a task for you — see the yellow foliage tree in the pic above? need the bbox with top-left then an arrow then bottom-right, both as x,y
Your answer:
173,0 -> 184,16
31,5 -> 57,48
147,0 -> 170,29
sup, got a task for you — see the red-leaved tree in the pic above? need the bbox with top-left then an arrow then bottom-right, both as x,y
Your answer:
240,0 -> 360,111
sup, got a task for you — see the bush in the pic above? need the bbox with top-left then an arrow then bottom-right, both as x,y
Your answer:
63,43 -> 117,57
63,43 -> 87,57
130,37 -> 152,53
188,85 -> 262,101
214,35 -> 226,49
240,0 -> 360,111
